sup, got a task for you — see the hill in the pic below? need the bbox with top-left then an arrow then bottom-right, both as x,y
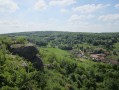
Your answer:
0,31 -> 119,90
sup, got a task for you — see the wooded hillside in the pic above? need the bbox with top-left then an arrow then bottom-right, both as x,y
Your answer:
0,31 -> 119,90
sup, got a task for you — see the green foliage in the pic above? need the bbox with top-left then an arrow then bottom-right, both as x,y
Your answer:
15,36 -> 27,44
0,32 -> 119,90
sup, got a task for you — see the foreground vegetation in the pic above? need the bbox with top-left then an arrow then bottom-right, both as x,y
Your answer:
0,31 -> 119,90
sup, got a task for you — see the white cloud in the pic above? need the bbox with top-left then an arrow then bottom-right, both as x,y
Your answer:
69,14 -> 94,23
99,14 -> 119,21
49,0 -> 76,7
0,20 -> 17,25
0,18 -> 119,34
60,8 -> 68,13
65,23 -> 119,32
66,14 -> 119,32
73,4 -> 110,13
115,4 -> 119,8
0,19 -> 62,34
0,20 -> 28,34
0,0 -> 19,13
34,0 -> 47,10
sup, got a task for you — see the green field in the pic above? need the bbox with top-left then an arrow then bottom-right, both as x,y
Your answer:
40,47 -> 70,57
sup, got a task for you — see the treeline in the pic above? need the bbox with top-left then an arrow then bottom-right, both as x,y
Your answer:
6,31 -> 119,50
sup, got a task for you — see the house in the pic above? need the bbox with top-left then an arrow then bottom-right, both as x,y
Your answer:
90,54 -> 105,62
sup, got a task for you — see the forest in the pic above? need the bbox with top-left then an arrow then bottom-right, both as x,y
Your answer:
0,31 -> 119,90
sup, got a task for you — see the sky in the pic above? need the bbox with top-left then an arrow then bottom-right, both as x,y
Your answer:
0,0 -> 119,34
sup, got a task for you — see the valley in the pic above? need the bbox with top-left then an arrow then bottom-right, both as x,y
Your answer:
0,31 -> 119,90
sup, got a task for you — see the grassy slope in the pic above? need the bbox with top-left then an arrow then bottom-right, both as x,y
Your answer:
40,48 -> 70,57
39,47 -> 97,67
39,47 -> 71,61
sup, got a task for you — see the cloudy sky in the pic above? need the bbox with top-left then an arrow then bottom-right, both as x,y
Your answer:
0,0 -> 119,34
